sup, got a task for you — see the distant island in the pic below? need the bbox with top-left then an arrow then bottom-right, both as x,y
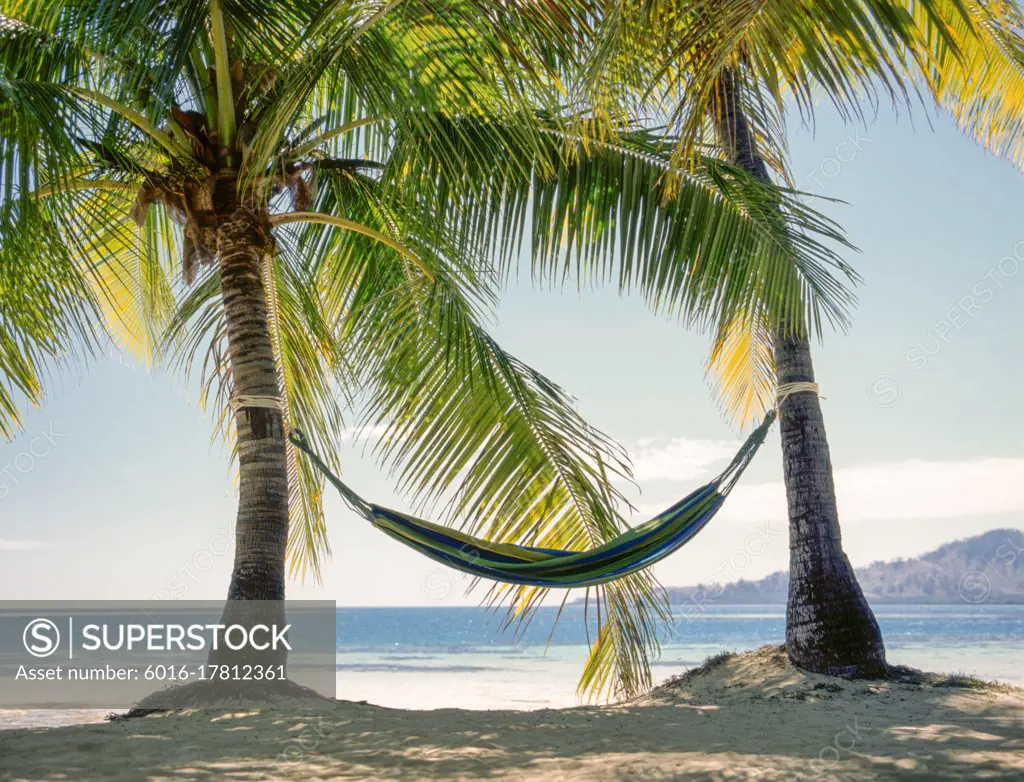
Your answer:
658,528 -> 1024,605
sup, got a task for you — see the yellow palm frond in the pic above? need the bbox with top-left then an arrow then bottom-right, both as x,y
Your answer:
909,0 -> 1024,171
705,309 -> 776,431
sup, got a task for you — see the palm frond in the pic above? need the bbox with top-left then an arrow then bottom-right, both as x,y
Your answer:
908,0 -> 1024,171
602,0 -> 930,168
267,240 -> 351,582
705,307 -> 776,431
242,0 -> 578,187
385,114 -> 859,337
0,196 -> 97,438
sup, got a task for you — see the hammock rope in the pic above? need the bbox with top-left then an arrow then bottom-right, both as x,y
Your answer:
286,401 -> 798,588
230,395 -> 286,411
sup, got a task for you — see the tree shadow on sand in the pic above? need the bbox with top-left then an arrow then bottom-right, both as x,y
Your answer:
2,647 -> 1022,781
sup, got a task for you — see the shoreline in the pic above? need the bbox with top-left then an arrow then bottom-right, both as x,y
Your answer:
2,646 -> 1022,780
3,629 -> 1023,732
4,641 -> 1022,732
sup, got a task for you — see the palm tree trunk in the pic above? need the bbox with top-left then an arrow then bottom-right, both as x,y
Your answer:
214,178 -> 289,604
712,70 -> 886,677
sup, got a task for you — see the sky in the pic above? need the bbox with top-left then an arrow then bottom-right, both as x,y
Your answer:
1,102 -> 1022,606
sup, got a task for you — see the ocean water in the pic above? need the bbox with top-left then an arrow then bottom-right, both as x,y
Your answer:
333,603 -> 1024,710
3,603 -> 1022,729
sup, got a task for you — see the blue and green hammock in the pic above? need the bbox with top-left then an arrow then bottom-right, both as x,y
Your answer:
289,411 -> 774,588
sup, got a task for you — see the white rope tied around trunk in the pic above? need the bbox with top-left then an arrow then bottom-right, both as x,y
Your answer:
775,382 -> 821,408
229,395 -> 285,411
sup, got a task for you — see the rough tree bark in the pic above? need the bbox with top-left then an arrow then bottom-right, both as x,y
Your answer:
712,70 -> 887,677
202,172 -> 291,671
214,174 -> 289,604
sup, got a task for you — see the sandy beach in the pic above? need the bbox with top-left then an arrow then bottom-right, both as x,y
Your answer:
1,646 -> 1021,781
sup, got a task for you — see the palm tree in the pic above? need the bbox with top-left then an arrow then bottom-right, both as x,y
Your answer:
587,0 -> 1024,677
0,1 -> 858,698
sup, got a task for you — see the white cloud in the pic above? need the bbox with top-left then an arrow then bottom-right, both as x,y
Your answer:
629,437 -> 737,482
834,457 -> 1024,521
637,456 -> 1024,524
0,539 -> 48,551
339,423 -> 391,443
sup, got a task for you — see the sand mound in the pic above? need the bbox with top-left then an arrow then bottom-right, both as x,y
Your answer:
110,678 -> 335,720
643,643 -> 1014,706
2,647 -> 1022,780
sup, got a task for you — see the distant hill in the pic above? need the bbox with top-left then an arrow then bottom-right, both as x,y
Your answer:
662,528 -> 1024,605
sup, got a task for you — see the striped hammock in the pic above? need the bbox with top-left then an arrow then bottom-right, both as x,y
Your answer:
289,412 -> 774,588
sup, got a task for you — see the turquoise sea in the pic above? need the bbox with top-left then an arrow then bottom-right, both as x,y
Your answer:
4,603 -> 1022,728
332,603 -> 1024,709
